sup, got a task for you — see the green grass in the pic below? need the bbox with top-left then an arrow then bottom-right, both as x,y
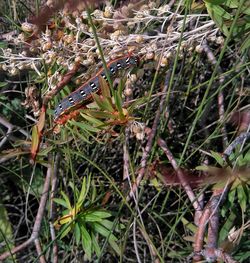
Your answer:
0,0 -> 249,262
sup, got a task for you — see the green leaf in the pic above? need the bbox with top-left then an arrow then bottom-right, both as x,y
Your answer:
224,0 -> 239,8
0,203 -> 13,245
108,239 -> 121,256
80,112 -> 105,126
240,33 -> 250,52
60,223 -> 72,239
99,76 -> 111,98
93,223 -> 117,241
228,187 -> 236,206
69,120 -> 101,133
67,125 -> 93,144
99,219 -> 115,230
0,82 -> 8,88
53,198 -> 69,209
84,110 -> 117,120
210,150 -> 225,166
195,165 -> 210,171
75,222 -> 81,245
237,184 -> 247,212
81,225 -> 92,260
91,231 -> 101,257
204,0 -> 227,4
205,3 -> 231,36
219,211 -> 236,243
77,176 -> 91,208
84,211 -> 111,222
0,42 -> 8,48
114,91 -> 125,119
181,217 -> 197,234
92,93 -> 114,112
207,3 -> 232,19
60,191 -> 72,210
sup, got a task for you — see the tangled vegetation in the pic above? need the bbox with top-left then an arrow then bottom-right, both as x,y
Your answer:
0,0 -> 249,262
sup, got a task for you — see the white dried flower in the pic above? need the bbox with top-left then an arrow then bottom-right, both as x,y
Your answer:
160,57 -> 168,67
216,36 -> 224,45
21,22 -> 37,33
146,52 -> 155,60
124,87 -> 133,96
93,9 -> 103,19
9,68 -> 19,76
104,6 -> 113,18
195,45 -> 203,53
136,35 -> 144,44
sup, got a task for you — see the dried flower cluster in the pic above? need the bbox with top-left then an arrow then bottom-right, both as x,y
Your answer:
0,0 -> 224,117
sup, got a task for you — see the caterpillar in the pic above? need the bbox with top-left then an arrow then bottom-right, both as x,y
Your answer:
54,54 -> 139,123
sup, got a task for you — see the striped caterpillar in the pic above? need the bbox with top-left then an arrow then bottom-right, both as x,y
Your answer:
54,54 -> 139,124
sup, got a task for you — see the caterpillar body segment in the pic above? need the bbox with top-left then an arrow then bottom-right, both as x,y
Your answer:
54,54 -> 139,123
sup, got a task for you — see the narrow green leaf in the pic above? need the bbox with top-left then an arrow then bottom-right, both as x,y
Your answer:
181,217 -> 197,234
66,125 -> 92,144
0,82 -> 8,88
208,4 -> 233,19
195,165 -> 210,171
81,225 -> 92,260
0,42 -> 8,48
210,150 -> 225,166
99,76 -> 111,98
93,223 -> 117,241
75,223 -> 81,245
91,231 -> 101,257
84,110 -> 117,120
53,198 -> 69,209
70,120 -> 101,133
60,191 -> 72,210
108,239 -> 121,256
80,112 -> 105,126
0,203 -> 13,245
228,187 -> 236,206
60,223 -> 72,239
99,219 -> 115,230
84,211 -> 111,222
240,33 -> 250,52
204,0 -> 227,4
224,0 -> 239,8
114,91 -> 124,119
92,93 -> 114,112
237,184 -> 247,212
206,3 -> 231,36
78,176 -> 91,208
219,211 -> 236,243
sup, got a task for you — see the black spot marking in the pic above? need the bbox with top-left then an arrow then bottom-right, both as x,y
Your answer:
110,66 -> 115,74
90,82 -> 98,90
101,73 -> 107,80
80,90 -> 87,97
68,96 -> 74,104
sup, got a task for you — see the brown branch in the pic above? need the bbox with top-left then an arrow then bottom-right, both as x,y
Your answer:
202,248 -> 239,263
193,188 -> 230,262
157,138 -> 202,212
202,41 -> 227,149
34,239 -> 47,263
0,158 -> 53,261
127,70 -> 172,201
